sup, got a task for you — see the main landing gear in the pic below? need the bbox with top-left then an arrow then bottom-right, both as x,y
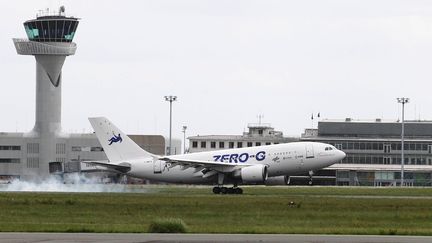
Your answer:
213,173 -> 243,194
212,186 -> 243,194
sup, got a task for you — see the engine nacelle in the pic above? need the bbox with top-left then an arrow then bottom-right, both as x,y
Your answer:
238,164 -> 268,183
265,175 -> 290,185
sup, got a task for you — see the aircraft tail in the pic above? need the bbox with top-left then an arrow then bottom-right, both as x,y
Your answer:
89,117 -> 154,162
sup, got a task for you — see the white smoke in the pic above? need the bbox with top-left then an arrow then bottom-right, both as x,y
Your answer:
0,173 -> 129,192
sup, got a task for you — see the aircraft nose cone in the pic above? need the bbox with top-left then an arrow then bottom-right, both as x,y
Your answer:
338,150 -> 346,160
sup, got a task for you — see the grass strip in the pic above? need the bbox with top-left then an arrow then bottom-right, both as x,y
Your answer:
0,186 -> 431,235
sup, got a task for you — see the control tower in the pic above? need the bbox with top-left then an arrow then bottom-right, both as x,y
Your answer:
12,7 -> 79,178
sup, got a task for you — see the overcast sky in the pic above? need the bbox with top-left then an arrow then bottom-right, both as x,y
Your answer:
1,0 -> 432,143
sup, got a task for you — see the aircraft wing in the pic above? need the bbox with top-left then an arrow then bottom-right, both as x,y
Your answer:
159,157 -> 252,174
83,161 -> 131,173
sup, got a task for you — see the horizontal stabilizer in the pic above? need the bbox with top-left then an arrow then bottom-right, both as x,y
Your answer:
83,161 -> 131,173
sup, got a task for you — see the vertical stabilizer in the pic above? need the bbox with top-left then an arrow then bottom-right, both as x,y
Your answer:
89,117 -> 153,162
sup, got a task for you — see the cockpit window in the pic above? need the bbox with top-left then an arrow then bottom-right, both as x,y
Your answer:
325,147 -> 333,151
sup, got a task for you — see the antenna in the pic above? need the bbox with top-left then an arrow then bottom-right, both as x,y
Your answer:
59,6 -> 65,15
311,112 -> 314,128
257,114 -> 264,125
418,106 -> 421,121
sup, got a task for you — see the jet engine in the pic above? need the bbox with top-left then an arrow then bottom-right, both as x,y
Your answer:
236,164 -> 268,183
264,175 -> 290,185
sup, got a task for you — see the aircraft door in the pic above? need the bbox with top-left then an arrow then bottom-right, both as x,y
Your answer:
306,144 -> 314,159
153,160 -> 162,174
295,151 -> 304,171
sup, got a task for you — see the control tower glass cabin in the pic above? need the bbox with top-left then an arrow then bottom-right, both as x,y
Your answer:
24,14 -> 79,42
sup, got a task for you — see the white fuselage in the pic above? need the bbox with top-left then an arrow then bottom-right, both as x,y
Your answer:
124,142 -> 345,185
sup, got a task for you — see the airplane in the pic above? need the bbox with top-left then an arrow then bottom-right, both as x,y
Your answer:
87,117 -> 346,194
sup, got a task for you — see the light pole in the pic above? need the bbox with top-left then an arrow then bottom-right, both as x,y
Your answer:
165,95 -> 177,155
182,126 -> 187,154
397,97 -> 409,186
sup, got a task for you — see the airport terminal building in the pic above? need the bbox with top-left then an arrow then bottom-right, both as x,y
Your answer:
301,119 -> 432,186
188,123 -> 298,153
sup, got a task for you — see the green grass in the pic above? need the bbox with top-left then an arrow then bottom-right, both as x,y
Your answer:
0,186 -> 432,234
148,218 -> 188,233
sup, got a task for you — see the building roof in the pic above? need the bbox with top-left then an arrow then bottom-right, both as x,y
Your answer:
327,163 -> 432,172
301,136 -> 432,142
188,135 -> 297,141
318,119 -> 432,138
0,132 -> 24,138
247,123 -> 272,128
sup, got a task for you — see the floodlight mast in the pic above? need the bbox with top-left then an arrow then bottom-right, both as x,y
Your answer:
397,97 -> 409,186
164,95 -> 177,155
182,126 -> 187,154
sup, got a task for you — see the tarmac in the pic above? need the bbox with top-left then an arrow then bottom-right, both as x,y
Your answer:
1,233 -> 432,243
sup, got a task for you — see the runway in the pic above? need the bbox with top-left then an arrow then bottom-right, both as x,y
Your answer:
1,233 -> 432,243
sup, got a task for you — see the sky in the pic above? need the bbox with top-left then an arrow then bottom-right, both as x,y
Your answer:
1,0 -> 432,145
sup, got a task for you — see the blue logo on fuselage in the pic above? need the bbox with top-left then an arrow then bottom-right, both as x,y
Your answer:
108,133 -> 122,145
213,151 -> 266,163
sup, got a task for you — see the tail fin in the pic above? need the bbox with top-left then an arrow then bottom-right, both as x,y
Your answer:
89,117 -> 154,162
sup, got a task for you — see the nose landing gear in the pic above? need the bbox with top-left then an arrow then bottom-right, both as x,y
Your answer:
308,170 -> 314,185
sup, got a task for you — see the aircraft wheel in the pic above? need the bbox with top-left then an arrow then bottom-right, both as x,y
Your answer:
235,188 -> 243,194
220,187 -> 228,194
308,180 -> 313,185
212,187 -> 221,194
227,187 -> 235,194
